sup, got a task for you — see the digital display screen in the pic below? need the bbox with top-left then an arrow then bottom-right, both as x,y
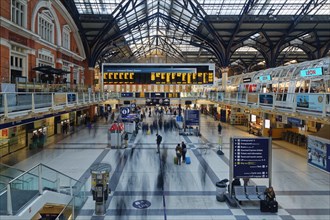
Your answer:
102,64 -> 214,85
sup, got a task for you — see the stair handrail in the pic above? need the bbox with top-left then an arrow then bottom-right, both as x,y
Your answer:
5,163 -> 81,215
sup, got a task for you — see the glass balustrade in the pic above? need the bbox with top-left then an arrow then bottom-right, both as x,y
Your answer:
0,91 -> 329,119
2,163 -> 83,215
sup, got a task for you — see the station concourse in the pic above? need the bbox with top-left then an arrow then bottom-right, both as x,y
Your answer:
0,0 -> 330,219
1,112 -> 329,220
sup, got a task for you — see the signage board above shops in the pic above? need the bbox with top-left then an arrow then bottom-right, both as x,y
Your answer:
232,137 -> 270,178
300,67 -> 323,77
243,77 -> 251,83
146,98 -> 170,106
259,75 -> 271,81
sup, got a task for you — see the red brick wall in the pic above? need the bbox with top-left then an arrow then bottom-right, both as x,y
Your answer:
0,45 -> 10,83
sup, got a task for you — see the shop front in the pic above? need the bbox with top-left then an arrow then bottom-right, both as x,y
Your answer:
0,125 -> 26,157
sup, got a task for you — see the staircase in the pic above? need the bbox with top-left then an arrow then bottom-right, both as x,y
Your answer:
0,163 -> 88,219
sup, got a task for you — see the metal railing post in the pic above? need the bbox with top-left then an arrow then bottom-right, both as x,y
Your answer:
322,94 -> 326,117
292,93 -> 297,112
51,93 -> 55,109
66,93 -> 69,106
7,184 -> 13,215
31,93 -> 35,113
38,165 -> 43,194
56,172 -> 60,192
4,93 -> 9,117
70,178 -> 73,196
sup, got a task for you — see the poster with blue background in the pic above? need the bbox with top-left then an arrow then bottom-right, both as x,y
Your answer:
307,136 -> 330,173
296,94 -> 323,112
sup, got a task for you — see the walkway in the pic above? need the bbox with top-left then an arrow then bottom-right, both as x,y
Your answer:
1,114 -> 329,220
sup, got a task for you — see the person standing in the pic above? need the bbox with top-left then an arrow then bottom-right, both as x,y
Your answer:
181,141 -> 187,163
218,123 -> 222,134
175,143 -> 182,165
124,132 -> 129,148
156,134 -> 162,153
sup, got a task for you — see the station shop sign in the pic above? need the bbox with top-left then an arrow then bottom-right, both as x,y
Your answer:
146,98 -> 170,106
287,117 -> 303,127
259,75 -> 271,81
300,67 -> 323,77
121,93 -> 134,97
242,77 -> 251,83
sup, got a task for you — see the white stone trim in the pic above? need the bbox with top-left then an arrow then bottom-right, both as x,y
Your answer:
53,0 -> 86,59
0,17 -> 39,40
0,38 -> 11,48
31,0 -> 61,46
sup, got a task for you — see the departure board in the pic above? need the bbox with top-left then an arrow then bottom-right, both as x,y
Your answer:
102,64 -> 215,85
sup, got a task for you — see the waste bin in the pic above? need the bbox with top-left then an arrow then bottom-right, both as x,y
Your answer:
216,179 -> 228,202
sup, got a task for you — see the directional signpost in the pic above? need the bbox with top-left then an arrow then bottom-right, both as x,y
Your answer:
184,110 -> 200,126
229,137 -> 272,196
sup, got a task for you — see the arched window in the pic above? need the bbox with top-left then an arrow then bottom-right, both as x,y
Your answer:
62,25 -> 71,50
11,0 -> 27,27
38,10 -> 54,43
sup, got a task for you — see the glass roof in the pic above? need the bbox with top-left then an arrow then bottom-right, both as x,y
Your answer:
72,0 -> 330,63
197,0 -> 330,16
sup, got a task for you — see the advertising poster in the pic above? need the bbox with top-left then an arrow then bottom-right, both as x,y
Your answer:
296,94 -> 323,112
307,136 -> 330,173
259,94 -> 273,104
54,94 -> 66,105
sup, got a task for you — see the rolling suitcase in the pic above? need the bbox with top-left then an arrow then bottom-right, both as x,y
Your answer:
269,200 -> 278,213
185,156 -> 191,164
260,200 -> 270,212
174,156 -> 178,165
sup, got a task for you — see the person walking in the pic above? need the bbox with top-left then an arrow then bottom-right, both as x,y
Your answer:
175,143 -> 182,165
124,132 -> 129,148
218,123 -> 222,134
156,134 -> 162,153
181,141 -> 187,163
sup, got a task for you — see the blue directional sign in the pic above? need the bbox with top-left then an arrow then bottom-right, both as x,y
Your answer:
184,110 -> 200,126
121,92 -> 134,97
233,137 -> 270,178
120,107 -> 130,117
130,103 -> 136,108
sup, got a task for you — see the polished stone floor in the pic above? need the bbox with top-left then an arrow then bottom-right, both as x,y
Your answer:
3,114 -> 330,220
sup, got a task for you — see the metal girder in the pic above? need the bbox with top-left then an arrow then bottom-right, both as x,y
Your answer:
61,0 -> 90,58
90,0 -> 137,48
227,0 -> 257,48
189,0 -> 226,65
273,0 -> 322,58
